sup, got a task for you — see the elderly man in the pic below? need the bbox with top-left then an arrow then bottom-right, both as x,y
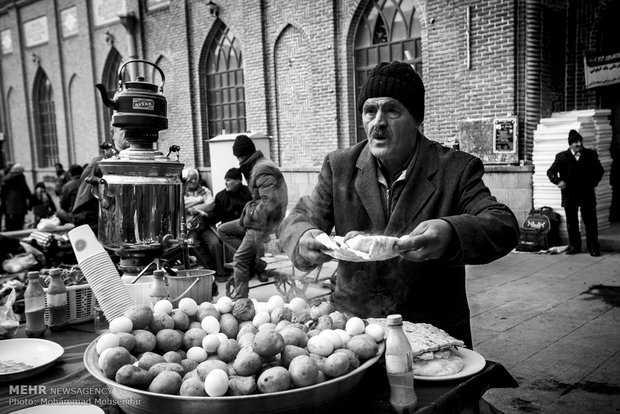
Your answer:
279,61 -> 519,347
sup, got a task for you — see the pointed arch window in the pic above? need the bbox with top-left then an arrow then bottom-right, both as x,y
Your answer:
353,0 -> 422,142
33,68 -> 59,167
101,47 -> 123,143
203,23 -> 246,141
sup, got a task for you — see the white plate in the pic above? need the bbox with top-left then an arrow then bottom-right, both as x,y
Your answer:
0,338 -> 64,382
11,404 -> 103,414
414,347 -> 486,381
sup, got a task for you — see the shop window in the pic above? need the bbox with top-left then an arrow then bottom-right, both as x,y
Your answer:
353,0 -> 422,142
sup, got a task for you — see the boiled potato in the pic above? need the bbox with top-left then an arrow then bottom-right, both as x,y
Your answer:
156,329 -> 183,352
219,313 -> 239,339
231,298 -> 256,322
252,330 -> 285,357
116,332 -> 136,352
131,329 -> 157,353
232,347 -> 262,376
270,307 -> 292,324
148,370 -> 182,395
137,351 -> 166,371
217,338 -> 241,362
123,305 -> 153,330
115,364 -> 152,388
333,348 -> 360,372
149,312 -> 175,333
280,345 -> 309,369
148,362 -> 184,377
181,358 -> 199,374
162,351 -> 182,364
170,309 -> 191,331
196,359 -> 228,381
288,355 -> 319,387
309,301 -> 335,319
99,346 -> 133,379
179,378 -> 207,396
182,328 -> 207,350
257,366 -> 290,393
228,375 -> 257,396
322,352 -> 350,378
279,326 -> 307,347
346,334 -> 378,360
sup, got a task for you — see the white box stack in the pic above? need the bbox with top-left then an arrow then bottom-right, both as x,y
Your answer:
532,109 -> 612,243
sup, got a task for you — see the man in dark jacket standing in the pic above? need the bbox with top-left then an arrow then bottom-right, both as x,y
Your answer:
217,135 -> 288,299
547,129 -> 604,256
279,61 -> 519,348
1,164 -> 31,231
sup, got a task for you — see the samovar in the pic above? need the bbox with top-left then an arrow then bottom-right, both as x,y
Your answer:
93,59 -> 187,275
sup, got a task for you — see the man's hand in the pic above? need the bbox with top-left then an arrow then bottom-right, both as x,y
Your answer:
557,180 -> 566,190
298,229 -> 332,265
395,219 -> 456,262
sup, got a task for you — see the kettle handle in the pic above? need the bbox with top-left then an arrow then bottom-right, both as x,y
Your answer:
117,59 -> 166,92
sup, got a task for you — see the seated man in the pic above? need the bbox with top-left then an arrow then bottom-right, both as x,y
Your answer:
202,168 -> 252,281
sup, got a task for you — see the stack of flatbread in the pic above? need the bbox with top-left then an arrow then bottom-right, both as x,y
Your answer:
316,233 -> 400,262
368,318 -> 466,377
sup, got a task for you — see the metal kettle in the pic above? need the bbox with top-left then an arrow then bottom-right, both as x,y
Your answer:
95,59 -> 168,132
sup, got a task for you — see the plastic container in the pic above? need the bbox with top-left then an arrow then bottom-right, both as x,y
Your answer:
44,283 -> 95,324
24,271 -> 46,338
385,314 -> 417,413
149,270 -> 170,306
46,268 -> 69,332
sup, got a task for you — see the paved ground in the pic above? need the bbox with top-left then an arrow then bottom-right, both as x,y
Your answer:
215,241 -> 620,414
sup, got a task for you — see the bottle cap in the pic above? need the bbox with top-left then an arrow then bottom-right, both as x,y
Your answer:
27,271 -> 40,280
153,270 -> 165,279
49,268 -> 62,276
387,314 -> 403,326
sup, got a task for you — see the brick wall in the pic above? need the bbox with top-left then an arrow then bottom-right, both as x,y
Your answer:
0,0 -> 614,219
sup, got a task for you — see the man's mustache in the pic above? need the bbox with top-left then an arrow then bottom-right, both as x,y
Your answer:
370,127 -> 389,139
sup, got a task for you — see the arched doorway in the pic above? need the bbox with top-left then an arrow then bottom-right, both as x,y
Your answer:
353,0 -> 422,142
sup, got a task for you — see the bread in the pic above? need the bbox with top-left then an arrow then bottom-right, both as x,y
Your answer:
367,319 -> 465,357
413,352 -> 465,376
345,235 -> 399,259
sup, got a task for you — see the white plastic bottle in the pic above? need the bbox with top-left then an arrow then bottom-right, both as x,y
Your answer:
385,314 -> 417,413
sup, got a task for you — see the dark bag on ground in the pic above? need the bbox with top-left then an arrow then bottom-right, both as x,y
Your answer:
516,206 -> 561,252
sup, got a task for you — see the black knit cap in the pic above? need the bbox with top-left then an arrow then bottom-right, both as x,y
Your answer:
232,134 -> 256,157
224,167 -> 242,180
568,129 -> 582,145
357,61 -> 425,122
